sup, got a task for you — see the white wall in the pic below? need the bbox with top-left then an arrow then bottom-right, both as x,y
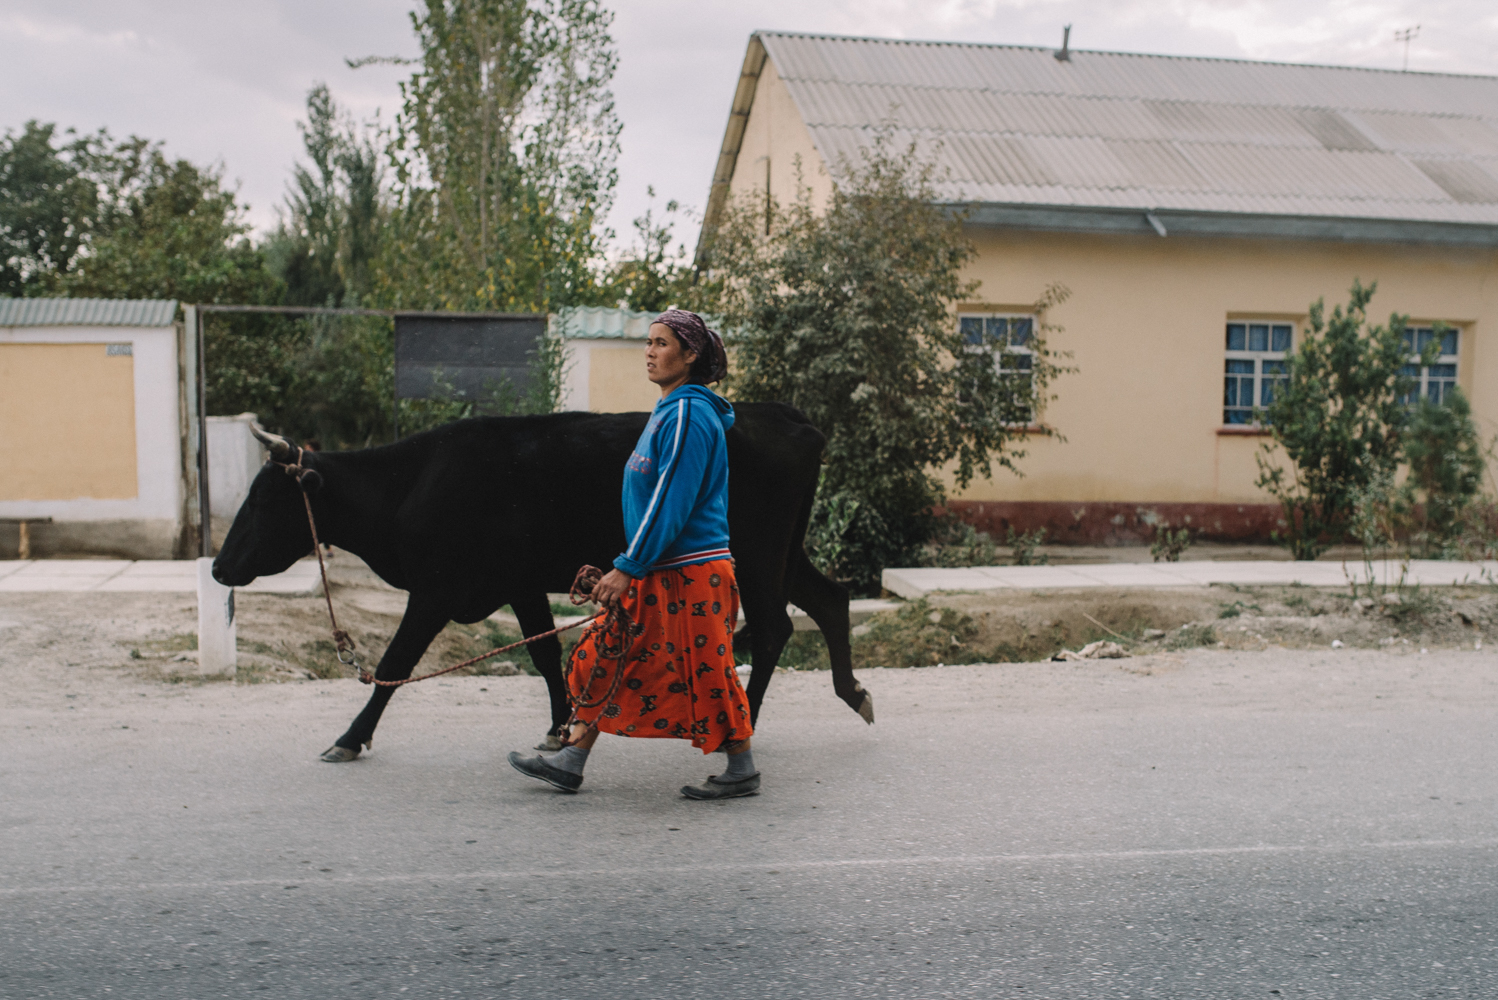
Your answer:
206,413 -> 267,519
0,323 -> 181,523
559,338 -> 593,411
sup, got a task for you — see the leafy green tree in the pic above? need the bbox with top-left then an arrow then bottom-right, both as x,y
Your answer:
64,138 -> 275,304
1401,387 -> 1487,557
217,73 -> 563,450
1257,280 -> 1434,559
603,187 -> 702,312
706,140 -> 1070,592
1,120 -> 274,304
0,121 -> 100,296
368,0 -> 620,312
262,83 -> 385,307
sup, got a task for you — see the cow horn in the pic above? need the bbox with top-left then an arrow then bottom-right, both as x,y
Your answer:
249,422 -> 294,460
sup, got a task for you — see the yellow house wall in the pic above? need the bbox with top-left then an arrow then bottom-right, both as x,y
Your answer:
729,57 -> 833,214
586,342 -> 660,413
950,228 -> 1498,504
726,51 -> 1498,513
0,342 -> 138,500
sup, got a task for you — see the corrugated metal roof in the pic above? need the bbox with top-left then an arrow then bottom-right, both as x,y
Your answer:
0,298 -> 178,328
552,305 -> 657,339
756,32 -> 1498,226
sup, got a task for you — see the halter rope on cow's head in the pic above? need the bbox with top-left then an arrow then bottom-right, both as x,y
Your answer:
250,423 -> 323,494
246,422 -> 356,672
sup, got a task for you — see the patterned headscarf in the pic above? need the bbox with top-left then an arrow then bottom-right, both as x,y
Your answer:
653,309 -> 728,384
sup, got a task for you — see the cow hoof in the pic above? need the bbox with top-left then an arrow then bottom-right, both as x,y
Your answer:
320,745 -> 361,763
856,690 -> 875,725
534,733 -> 565,752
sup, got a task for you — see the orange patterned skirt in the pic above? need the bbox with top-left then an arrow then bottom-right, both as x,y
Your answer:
565,558 -> 752,753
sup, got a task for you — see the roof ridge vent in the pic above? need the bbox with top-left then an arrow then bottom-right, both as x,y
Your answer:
1054,24 -> 1071,62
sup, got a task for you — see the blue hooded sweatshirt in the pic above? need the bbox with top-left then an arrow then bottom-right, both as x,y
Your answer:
614,384 -> 735,578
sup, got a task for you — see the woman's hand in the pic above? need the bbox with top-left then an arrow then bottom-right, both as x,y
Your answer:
590,568 -> 633,608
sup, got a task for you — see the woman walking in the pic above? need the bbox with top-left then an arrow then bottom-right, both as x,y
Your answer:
507,309 -> 759,799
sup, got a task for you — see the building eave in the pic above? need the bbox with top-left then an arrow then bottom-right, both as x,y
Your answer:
955,203 -> 1498,248
694,35 -> 768,267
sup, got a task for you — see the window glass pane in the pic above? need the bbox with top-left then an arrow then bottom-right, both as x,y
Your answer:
1226,359 -> 1254,374
1430,364 -> 1456,378
1008,354 -> 1033,371
1262,360 -> 1286,375
1441,329 -> 1458,356
1224,377 -> 1239,407
1249,324 -> 1269,352
1417,328 -> 1434,352
960,317 -> 983,345
1271,325 -> 1292,352
1402,330 -> 1416,353
1224,408 -> 1251,424
1010,317 -> 1032,347
986,317 -> 1007,343
1399,363 -> 1421,378
1226,323 -> 1245,351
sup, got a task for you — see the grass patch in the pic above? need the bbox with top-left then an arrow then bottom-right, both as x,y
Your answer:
851,599 -> 982,668
1166,623 -> 1218,650
298,639 -> 347,679
733,631 -> 833,671
1379,586 -> 1442,626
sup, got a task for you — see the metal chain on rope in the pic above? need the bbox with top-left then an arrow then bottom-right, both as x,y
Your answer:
273,446 -> 638,694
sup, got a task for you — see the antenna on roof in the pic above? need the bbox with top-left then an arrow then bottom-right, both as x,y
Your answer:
1054,24 -> 1072,62
1395,25 -> 1419,71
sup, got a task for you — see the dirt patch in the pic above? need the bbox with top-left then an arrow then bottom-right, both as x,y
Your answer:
0,554 -> 551,690
767,582 -> 1497,671
6,553 -> 1495,689
932,583 -> 1492,662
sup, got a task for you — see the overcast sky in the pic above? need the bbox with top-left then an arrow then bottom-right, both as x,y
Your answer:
3,0 -> 1495,258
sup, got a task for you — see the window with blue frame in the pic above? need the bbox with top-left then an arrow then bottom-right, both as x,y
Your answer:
1397,326 -> 1459,406
960,313 -> 1035,420
1224,321 -> 1293,424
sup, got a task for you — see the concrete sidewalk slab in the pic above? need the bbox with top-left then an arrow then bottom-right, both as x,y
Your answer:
1065,563 -> 1201,587
0,558 -> 320,595
786,597 -> 901,631
0,560 -> 131,592
883,558 -> 1498,598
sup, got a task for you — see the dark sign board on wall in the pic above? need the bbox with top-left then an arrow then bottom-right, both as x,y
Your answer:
393,312 -> 546,436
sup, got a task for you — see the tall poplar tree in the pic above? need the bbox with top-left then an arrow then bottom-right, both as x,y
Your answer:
371,0 -> 620,311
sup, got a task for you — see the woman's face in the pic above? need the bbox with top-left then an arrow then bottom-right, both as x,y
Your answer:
645,322 -> 698,389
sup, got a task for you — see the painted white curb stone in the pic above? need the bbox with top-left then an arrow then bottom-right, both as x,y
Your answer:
197,557 -> 237,678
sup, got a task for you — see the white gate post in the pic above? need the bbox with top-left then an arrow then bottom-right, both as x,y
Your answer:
197,557 -> 236,677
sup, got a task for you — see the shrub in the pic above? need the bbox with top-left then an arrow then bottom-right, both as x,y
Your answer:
1006,527 -> 1049,566
917,517 -> 1001,568
1151,524 -> 1193,563
1257,281 -> 1434,560
1402,388 -> 1488,558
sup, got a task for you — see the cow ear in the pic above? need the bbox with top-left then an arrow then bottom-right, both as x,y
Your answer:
297,468 -> 324,495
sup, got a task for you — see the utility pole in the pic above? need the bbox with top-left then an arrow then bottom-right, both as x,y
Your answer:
1395,25 -> 1419,71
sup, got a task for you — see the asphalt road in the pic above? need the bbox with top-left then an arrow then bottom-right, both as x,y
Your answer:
4,647 -> 1497,998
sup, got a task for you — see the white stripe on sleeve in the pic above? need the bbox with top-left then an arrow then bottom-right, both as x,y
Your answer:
624,399 -> 686,561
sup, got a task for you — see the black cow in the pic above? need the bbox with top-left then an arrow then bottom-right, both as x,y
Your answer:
212,403 -> 874,761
